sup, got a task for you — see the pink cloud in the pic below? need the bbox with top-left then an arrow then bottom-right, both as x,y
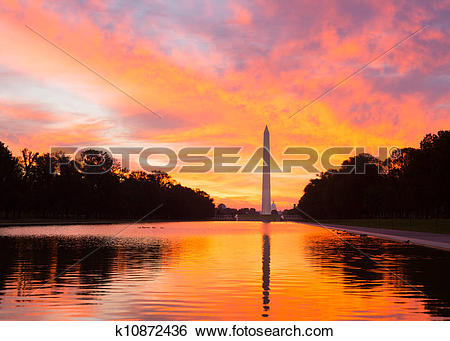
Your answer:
229,3 -> 252,25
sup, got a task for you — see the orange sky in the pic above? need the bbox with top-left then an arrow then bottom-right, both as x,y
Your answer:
0,0 -> 449,209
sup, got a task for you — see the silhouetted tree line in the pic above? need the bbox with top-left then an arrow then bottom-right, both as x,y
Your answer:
0,143 -> 215,220
298,130 -> 450,219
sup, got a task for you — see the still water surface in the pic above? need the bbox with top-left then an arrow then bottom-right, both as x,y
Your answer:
0,221 -> 449,320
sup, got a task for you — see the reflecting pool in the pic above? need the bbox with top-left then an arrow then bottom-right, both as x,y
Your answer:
0,221 -> 449,320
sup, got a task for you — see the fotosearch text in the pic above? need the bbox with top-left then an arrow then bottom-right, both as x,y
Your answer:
50,146 -> 401,175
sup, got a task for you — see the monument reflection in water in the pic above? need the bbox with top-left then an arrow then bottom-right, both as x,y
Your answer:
262,224 -> 271,317
0,221 -> 449,320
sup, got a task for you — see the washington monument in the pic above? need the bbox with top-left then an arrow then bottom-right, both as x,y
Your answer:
262,125 -> 271,214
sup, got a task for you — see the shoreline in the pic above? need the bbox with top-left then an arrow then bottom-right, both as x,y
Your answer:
0,219 -> 214,228
309,222 -> 450,251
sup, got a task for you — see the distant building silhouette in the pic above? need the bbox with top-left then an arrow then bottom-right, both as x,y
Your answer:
271,201 -> 277,211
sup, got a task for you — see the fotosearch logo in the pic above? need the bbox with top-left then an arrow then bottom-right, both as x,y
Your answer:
49,146 -> 401,175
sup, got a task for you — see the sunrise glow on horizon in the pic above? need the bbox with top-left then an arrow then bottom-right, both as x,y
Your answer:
0,0 -> 449,209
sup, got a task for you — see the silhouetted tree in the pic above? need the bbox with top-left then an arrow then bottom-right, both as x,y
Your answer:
0,144 -> 215,220
298,130 -> 450,220
21,148 -> 38,183
0,142 -> 22,218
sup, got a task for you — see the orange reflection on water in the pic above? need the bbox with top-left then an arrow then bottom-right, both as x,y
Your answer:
0,221 -> 448,320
